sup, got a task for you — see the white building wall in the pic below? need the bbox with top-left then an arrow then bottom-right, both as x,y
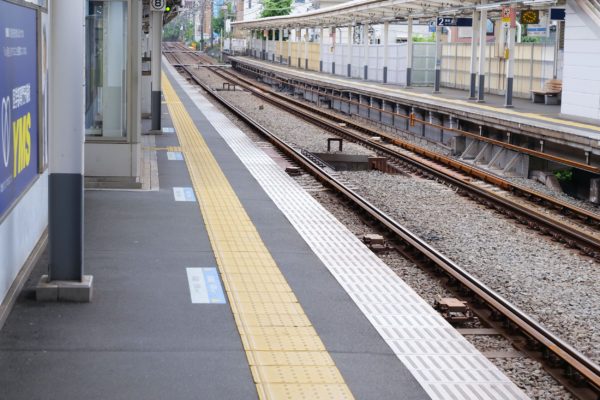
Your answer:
561,2 -> 600,121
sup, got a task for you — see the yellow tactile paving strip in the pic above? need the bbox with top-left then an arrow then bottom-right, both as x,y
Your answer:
162,73 -> 354,400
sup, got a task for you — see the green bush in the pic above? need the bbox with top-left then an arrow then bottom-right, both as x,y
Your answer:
554,169 -> 573,182
412,34 -> 436,43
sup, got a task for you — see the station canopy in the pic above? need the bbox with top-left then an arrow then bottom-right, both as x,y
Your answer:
232,0 -> 561,30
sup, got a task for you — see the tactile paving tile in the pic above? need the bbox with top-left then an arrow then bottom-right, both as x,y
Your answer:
162,72 -> 354,400
256,383 -> 354,400
165,65 -> 530,400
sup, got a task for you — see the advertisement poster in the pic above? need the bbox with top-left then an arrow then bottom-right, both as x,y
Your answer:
0,0 -> 39,218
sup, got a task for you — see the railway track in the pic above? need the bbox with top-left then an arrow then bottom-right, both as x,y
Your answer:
165,47 -> 600,399
183,55 -> 600,262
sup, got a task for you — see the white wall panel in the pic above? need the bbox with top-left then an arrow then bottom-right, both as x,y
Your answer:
561,2 -> 600,121
0,173 -> 48,304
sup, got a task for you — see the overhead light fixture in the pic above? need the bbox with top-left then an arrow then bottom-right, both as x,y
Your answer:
476,3 -> 501,11
523,0 -> 556,5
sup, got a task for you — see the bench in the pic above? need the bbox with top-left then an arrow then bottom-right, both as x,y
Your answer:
531,79 -> 562,105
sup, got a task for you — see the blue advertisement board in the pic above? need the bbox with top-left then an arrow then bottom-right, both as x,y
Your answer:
0,1 -> 39,218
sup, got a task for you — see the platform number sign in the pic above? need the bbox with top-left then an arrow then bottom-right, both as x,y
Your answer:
151,0 -> 166,11
436,17 -> 455,27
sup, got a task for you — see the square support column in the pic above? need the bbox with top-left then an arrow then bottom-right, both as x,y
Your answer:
40,0 -> 93,302
279,28 -> 284,63
151,10 -> 163,131
363,24 -> 369,80
407,16 -> 413,87
478,6 -> 488,103
434,24 -> 442,93
347,25 -> 353,77
469,10 -> 480,99
319,26 -> 324,72
504,20 -> 516,108
383,21 -> 389,83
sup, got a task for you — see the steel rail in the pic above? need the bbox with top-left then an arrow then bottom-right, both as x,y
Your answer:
170,56 -> 600,398
231,59 -> 600,175
223,64 -> 600,228
202,66 -> 600,260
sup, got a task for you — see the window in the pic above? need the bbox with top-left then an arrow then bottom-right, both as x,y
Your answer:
85,0 -> 128,138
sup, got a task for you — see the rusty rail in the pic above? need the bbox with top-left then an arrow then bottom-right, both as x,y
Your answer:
169,54 -> 600,399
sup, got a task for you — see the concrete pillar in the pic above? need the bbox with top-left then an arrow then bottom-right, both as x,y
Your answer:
504,22 -> 516,108
288,28 -> 292,65
363,24 -> 369,80
469,10 -> 480,99
279,28 -> 284,63
304,28 -> 309,69
407,17 -> 413,86
553,21 -> 561,79
151,10 -> 162,131
478,5 -> 487,103
127,0 -> 142,174
43,0 -> 92,299
297,28 -> 302,68
320,26 -> 324,72
434,24 -> 442,93
383,21 -> 389,83
347,25 -> 353,77
331,26 -> 336,74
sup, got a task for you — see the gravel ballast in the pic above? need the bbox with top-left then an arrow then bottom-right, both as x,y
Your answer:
175,63 -> 593,399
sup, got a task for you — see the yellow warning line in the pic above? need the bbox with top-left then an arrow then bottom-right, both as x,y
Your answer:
142,146 -> 182,152
162,72 -> 354,400
249,59 -> 600,134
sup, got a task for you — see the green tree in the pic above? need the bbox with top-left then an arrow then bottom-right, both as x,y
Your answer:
163,15 -> 194,42
212,2 -> 232,37
260,0 -> 292,18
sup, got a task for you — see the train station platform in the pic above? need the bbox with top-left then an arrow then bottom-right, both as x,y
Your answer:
0,61 -> 528,400
230,56 -> 600,152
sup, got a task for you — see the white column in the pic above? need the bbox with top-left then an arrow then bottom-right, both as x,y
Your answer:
478,6 -> 487,102
127,0 -> 141,175
383,21 -> 389,83
288,28 -> 292,65
151,10 -> 162,130
363,24 -> 370,79
434,24 -> 442,93
407,16 -> 413,86
304,28 -> 308,69
47,0 -> 88,288
553,21 -> 561,79
279,27 -> 284,63
505,22 -> 516,107
319,26 -> 324,72
347,25 -> 353,77
469,9 -> 480,99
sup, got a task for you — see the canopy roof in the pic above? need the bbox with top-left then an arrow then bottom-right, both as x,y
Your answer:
232,0 -> 559,30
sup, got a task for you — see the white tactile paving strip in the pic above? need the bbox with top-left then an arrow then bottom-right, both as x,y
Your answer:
166,62 -> 530,400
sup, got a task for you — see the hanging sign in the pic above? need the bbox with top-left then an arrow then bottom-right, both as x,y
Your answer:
436,17 -> 455,27
456,18 -> 473,27
520,9 -> 540,24
550,8 -> 566,21
151,0 -> 166,12
502,6 -> 517,28
0,0 -> 39,218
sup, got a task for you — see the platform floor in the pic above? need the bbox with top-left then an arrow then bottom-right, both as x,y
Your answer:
0,61 -> 527,400
231,56 -> 600,140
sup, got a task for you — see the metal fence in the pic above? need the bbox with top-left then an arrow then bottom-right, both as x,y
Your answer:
441,42 -> 559,98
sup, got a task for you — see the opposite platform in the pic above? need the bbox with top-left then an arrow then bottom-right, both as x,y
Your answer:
230,56 -> 600,147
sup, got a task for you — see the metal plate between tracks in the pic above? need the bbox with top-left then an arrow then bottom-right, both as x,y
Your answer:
167,63 -> 530,400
